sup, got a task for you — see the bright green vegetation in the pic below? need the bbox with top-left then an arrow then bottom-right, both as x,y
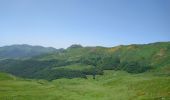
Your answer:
0,42 -> 169,100
0,42 -> 169,80
0,70 -> 169,100
0,73 -> 14,80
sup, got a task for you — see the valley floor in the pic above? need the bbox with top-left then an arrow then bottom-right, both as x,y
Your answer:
0,70 -> 170,100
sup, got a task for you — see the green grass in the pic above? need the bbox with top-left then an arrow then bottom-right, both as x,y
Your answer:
0,71 -> 169,100
0,72 -> 15,80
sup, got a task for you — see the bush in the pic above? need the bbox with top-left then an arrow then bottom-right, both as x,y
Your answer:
100,56 -> 120,70
120,61 -> 151,73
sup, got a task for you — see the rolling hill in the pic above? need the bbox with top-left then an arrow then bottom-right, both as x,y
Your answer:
0,42 -> 169,80
0,44 -> 57,59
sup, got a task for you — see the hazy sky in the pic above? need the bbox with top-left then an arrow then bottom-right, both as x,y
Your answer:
0,0 -> 170,48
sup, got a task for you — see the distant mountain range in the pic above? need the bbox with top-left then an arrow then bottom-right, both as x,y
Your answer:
0,44 -> 57,59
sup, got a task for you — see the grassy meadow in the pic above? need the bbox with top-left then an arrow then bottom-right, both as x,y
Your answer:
0,70 -> 169,100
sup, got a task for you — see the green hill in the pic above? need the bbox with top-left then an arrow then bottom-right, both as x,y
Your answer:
0,42 -> 169,100
0,44 -> 57,59
0,42 -> 169,80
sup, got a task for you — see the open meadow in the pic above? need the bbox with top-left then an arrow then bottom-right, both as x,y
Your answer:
0,70 -> 169,100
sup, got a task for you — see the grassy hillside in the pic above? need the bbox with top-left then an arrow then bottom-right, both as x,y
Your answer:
0,71 -> 169,100
0,42 -> 169,80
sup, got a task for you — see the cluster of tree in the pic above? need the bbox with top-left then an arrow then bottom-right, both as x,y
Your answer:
0,53 -> 152,80
80,53 -> 151,75
33,69 -> 87,81
0,59 -> 104,80
119,61 -> 151,73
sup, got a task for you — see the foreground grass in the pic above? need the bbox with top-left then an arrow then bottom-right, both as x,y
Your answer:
0,71 -> 169,100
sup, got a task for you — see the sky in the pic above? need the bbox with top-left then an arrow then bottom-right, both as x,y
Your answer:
0,0 -> 170,48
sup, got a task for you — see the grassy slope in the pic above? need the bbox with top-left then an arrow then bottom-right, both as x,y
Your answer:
0,71 -> 169,100
36,42 -> 170,72
0,42 -> 169,80
0,42 -> 169,99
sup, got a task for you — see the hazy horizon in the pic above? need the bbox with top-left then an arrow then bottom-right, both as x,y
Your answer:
1,0 -> 170,48
0,41 -> 169,49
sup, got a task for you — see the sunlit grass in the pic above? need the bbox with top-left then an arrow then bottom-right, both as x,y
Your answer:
0,70 -> 169,100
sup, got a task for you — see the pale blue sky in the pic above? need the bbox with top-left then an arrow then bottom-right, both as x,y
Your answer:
0,0 -> 170,48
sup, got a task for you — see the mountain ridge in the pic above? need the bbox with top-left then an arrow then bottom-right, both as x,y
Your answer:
0,44 -> 57,59
0,41 -> 169,80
